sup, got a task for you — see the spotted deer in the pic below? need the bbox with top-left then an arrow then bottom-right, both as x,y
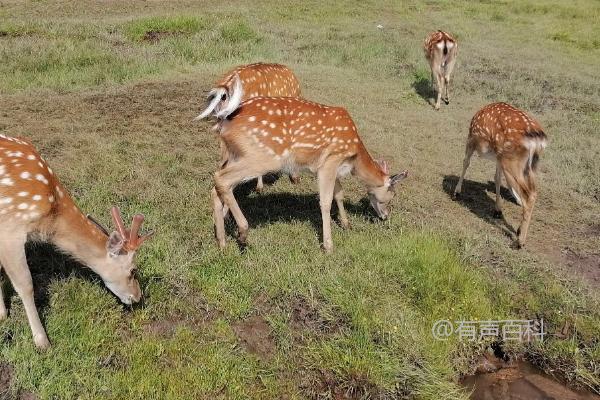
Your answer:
424,30 -> 458,110
195,62 -> 302,191
210,96 -> 408,252
0,134 -> 153,349
453,103 -> 547,248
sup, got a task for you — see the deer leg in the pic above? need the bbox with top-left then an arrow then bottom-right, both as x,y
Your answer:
433,65 -> 444,110
334,179 -> 350,229
211,187 -> 227,249
443,55 -> 456,104
493,162 -> 503,218
454,142 -> 475,198
318,164 -> 339,252
256,176 -> 264,193
0,265 -> 7,320
502,161 -> 533,248
0,234 -> 50,349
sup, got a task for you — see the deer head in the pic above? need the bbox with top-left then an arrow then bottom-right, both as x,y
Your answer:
368,160 -> 409,220
87,207 -> 154,304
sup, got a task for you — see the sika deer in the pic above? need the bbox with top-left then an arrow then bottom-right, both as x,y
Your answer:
195,62 -> 302,191
210,97 -> 408,252
424,30 -> 458,110
0,134 -> 153,349
453,103 -> 547,248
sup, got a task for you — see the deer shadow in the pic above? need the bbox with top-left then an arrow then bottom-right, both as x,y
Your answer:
442,175 -> 520,238
1,242 -> 143,343
223,181 -> 379,250
411,73 -> 435,107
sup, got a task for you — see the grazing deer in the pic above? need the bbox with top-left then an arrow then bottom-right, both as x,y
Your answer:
195,62 -> 302,191
209,95 -> 409,252
0,134 -> 153,349
424,30 -> 458,110
453,103 -> 547,248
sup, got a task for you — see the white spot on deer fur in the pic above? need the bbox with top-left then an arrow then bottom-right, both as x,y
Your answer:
248,116 -> 256,122
269,123 -> 276,128
32,194 -> 42,201
17,203 -> 28,210
20,171 -> 30,179
35,174 -> 48,184
17,191 -> 28,197
0,177 -> 14,186
0,197 -> 13,205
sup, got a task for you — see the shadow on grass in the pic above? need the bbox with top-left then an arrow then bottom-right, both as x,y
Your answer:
222,178 -> 379,248
412,74 -> 434,107
0,242 -> 145,339
442,175 -> 519,238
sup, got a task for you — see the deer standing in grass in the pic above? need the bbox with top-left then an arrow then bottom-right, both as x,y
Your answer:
195,62 -> 302,191
209,84 -> 408,252
453,103 -> 547,248
0,134 -> 153,349
424,30 -> 458,110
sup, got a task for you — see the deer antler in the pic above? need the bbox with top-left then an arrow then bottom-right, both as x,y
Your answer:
111,206 -> 128,239
128,214 -> 154,250
110,207 -> 154,251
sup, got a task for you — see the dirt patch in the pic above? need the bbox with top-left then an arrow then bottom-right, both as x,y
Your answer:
289,296 -> 349,340
232,315 -> 276,361
300,369 -> 385,400
562,248 -> 600,286
142,30 -> 178,43
0,362 -> 38,400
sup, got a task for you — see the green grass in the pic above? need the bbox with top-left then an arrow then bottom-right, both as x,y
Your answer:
0,0 -> 599,399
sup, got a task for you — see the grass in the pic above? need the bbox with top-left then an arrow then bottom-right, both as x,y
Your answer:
0,0 -> 599,399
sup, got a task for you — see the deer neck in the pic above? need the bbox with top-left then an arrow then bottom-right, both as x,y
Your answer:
353,145 -> 387,187
49,191 -> 108,270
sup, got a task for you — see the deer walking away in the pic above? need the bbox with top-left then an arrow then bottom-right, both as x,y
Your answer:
424,30 -> 458,110
0,134 -> 153,349
453,103 -> 547,248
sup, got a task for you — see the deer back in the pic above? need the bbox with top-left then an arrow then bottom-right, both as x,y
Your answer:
218,63 -> 301,101
469,102 -> 547,157
0,135 -> 60,228
221,97 -> 370,168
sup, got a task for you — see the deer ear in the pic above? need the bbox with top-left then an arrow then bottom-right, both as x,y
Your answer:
106,231 -> 125,257
389,170 -> 409,187
376,159 -> 389,174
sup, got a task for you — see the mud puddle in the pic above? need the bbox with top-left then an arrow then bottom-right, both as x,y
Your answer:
462,357 -> 599,400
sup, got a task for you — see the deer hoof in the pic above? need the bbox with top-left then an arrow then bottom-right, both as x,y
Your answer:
0,309 -> 7,320
443,98 -> 450,105
322,241 -> 334,253
290,175 -> 300,184
493,210 -> 503,219
452,191 -> 461,200
34,334 -> 51,350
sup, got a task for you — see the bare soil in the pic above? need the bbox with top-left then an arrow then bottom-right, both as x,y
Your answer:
232,315 -> 276,361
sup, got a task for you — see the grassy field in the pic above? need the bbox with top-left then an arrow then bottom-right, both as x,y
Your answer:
1,0 -> 599,399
